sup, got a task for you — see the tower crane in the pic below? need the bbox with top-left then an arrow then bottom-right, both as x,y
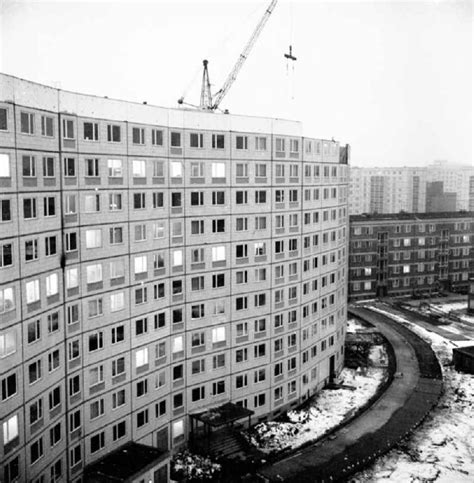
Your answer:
178,0 -> 278,111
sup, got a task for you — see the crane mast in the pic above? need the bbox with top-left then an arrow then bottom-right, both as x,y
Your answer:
177,0 -> 278,111
209,0 -> 278,111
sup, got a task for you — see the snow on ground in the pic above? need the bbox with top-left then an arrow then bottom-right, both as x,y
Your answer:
431,301 -> 468,313
430,301 -> 474,325
249,357 -> 388,453
459,313 -> 474,324
369,306 -> 455,364
354,305 -> 474,482
347,318 -> 369,333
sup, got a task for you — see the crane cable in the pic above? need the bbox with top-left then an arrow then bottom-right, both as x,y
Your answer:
289,0 -> 295,101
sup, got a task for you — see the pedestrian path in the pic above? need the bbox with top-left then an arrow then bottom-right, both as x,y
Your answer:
257,307 -> 442,482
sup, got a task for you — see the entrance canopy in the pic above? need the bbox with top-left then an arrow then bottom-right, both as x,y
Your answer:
190,402 -> 254,428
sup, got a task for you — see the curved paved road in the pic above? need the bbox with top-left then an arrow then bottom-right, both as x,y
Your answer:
257,307 -> 442,482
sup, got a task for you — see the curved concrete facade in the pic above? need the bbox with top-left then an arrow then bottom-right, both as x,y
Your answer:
0,73 -> 349,482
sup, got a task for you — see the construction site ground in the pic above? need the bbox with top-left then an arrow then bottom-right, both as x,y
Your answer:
256,306 -> 443,482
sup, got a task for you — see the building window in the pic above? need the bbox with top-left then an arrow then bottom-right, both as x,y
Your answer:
88,298 -> 103,318
63,157 -> 76,177
255,190 -> 267,204
135,224 -> 146,243
191,304 -> 205,319
70,445 -> 82,468
236,191 -> 248,204
212,380 -> 225,395
213,353 -> 225,369
0,243 -> 12,268
3,414 -> 18,445
86,228 -> 102,248
276,138 -> 285,152
152,129 -> 163,146
83,121 -> 99,141
88,331 -> 104,352
62,119 -> 75,139
136,348 -> 148,367
25,279 -> 40,304
112,421 -> 126,441
50,458 -> 62,482
1,373 -> 17,400
254,393 -> 266,407
112,389 -> 126,409
190,132 -> 204,148
132,127 -> 145,145
0,330 -> 16,358
211,162 -> 225,178
30,437 -> 44,464
63,194 -> 76,215
0,107 -> 7,131
107,124 -> 121,142
28,359 -> 42,384
190,163 -> 204,179
152,191 -> 163,208
211,219 -> 224,233
22,155 -> 36,177
170,131 -> 181,147
90,399 -> 105,420
23,198 -> 37,219
236,163 -> 248,178
191,332 -> 205,348
0,155 -> 10,179
212,134 -> 225,149
90,432 -> 105,454
234,134 -> 248,150
21,111 -> 35,134
1,199 -> 11,221
45,236 -> 57,256
212,327 -> 226,344
29,398 -> 43,425
212,273 -> 224,288
69,375 -> 80,396
132,160 -> 146,178
49,422 -> 62,447
45,273 -> 58,297
43,196 -> 56,217
66,268 -> 78,289
89,365 -> 104,387
290,139 -> 299,153
255,216 -> 267,230
190,191 -> 204,206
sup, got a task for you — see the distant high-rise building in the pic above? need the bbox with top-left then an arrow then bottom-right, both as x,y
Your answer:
349,167 -> 427,215
349,163 -> 474,215
425,181 -> 457,212
469,176 -> 474,211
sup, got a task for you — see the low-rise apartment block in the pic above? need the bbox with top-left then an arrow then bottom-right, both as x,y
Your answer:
349,212 -> 473,300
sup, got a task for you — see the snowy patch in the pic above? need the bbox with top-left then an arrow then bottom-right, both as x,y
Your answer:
459,313 -> 474,325
171,451 -> 221,481
248,362 -> 387,453
431,302 -> 468,313
347,318 -> 369,333
354,305 -> 474,482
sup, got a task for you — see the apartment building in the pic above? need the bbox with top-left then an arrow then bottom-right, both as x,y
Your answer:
425,181 -> 457,212
0,73 -> 349,482
348,212 -> 473,300
348,167 -> 428,215
349,163 -> 474,215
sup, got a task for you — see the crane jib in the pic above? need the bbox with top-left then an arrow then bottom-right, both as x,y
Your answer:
182,0 -> 279,111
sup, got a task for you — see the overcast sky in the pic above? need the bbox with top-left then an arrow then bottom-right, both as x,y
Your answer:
0,0 -> 472,167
